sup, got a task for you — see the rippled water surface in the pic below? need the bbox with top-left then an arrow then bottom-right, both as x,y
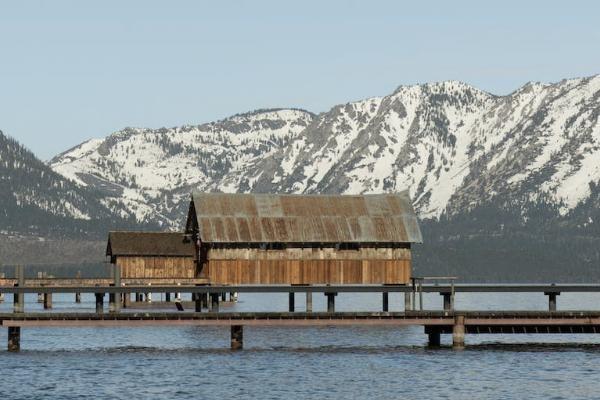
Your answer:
1,292 -> 600,399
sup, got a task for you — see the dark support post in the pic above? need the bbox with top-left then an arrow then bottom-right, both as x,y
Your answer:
37,272 -> 44,303
14,265 -> 24,313
43,292 -> 52,309
210,293 -> 220,312
231,325 -> 243,350
382,292 -> 389,312
165,292 -> 171,302
8,326 -> 20,352
122,291 -> 131,308
545,292 -> 560,312
109,285 -> 118,313
306,291 -> 313,313
135,293 -> 142,302
428,331 -> 441,347
75,270 -> 82,303
441,292 -> 452,311
109,263 -> 121,313
221,292 -> 227,302
404,292 -> 412,311
288,292 -> 295,312
195,287 -> 202,312
95,292 -> 104,314
0,272 -> 5,302
411,280 -> 416,312
453,315 -> 465,349
201,293 -> 208,309
325,292 -> 337,313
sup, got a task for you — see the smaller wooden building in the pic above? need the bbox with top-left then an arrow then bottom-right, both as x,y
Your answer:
106,231 -> 196,280
185,192 -> 422,285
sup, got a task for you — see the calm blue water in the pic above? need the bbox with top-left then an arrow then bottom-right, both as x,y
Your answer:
1,292 -> 600,399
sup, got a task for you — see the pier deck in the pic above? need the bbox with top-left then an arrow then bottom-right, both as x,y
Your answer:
3,281 -> 600,351
3,311 -> 600,351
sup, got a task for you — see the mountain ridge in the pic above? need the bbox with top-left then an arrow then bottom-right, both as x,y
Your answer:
2,75 -> 600,279
48,75 -> 600,230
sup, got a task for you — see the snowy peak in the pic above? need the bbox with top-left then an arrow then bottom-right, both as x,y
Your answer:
50,108 -> 315,225
49,75 -> 600,228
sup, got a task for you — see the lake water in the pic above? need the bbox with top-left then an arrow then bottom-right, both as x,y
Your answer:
1,291 -> 600,399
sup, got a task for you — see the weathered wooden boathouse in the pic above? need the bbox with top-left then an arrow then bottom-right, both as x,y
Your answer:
184,192 -> 422,285
106,231 -> 196,281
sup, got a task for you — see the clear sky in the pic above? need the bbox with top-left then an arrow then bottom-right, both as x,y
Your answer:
1,0 -> 599,160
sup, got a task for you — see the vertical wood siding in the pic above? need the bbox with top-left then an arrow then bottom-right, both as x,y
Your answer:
117,256 -> 196,279
203,247 -> 412,284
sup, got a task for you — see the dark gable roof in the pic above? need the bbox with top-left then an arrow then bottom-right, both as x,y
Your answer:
106,231 -> 195,257
186,192 -> 422,244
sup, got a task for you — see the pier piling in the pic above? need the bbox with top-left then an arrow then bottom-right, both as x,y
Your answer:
428,331 -> 441,347
95,292 -> 104,314
452,315 -> 465,349
8,326 -> 20,352
37,272 -> 44,302
326,292 -> 337,313
14,266 -> 24,313
210,293 -> 220,312
122,292 -> 131,308
382,292 -> 389,312
0,272 -> 4,303
545,292 -> 560,311
195,291 -> 202,312
75,271 -> 82,303
441,292 -> 452,311
108,285 -> 119,313
231,325 -> 243,350
306,291 -> 313,313
289,292 -> 295,312
43,293 -> 53,309
404,292 -> 412,311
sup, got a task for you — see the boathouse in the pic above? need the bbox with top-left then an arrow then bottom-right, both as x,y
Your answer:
106,231 -> 196,280
184,192 -> 422,285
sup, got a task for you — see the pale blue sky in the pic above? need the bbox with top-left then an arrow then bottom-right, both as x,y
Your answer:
1,0 -> 599,160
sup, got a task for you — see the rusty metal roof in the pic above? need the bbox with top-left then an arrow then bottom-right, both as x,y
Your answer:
106,231 -> 195,257
186,192 -> 422,244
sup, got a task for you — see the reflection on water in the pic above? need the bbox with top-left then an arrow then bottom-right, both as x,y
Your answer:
1,292 -> 600,399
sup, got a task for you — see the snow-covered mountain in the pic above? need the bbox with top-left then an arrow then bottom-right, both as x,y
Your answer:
50,76 -> 600,229
50,109 -> 314,227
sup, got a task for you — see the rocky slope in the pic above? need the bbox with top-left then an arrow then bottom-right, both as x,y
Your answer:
50,76 -> 600,231
50,109 -> 315,227
0,130 -> 146,238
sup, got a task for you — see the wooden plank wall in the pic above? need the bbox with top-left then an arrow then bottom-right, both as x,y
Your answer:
204,247 -> 412,284
206,259 -> 411,284
117,256 -> 196,279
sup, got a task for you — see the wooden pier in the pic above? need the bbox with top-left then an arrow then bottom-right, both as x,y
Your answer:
3,280 -> 600,351
2,310 -> 600,351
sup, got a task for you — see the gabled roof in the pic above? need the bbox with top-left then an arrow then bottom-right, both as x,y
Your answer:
106,231 -> 195,257
185,192 -> 422,244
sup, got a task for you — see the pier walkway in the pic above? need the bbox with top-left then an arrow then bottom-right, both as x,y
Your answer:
2,278 -> 600,351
